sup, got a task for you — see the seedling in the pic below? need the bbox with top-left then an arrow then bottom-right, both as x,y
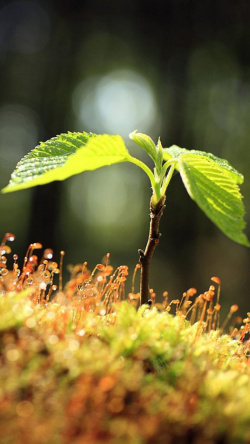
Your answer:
2,131 -> 249,305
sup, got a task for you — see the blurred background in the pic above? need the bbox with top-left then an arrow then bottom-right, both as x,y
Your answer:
0,0 -> 250,315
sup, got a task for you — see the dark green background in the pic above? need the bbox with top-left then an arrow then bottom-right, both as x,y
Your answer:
0,0 -> 250,316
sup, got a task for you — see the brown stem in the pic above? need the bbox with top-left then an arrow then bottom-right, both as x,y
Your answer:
139,196 -> 166,305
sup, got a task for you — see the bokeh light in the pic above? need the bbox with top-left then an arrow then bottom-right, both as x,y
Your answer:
72,69 -> 161,138
64,163 -> 147,252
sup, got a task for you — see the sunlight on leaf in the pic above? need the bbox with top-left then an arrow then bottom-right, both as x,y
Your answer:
2,132 -> 130,192
129,130 -> 157,163
163,145 -> 243,184
178,154 -> 250,246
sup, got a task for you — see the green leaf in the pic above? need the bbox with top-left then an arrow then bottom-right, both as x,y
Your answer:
163,145 -> 243,184
178,154 -> 250,246
2,132 -> 131,193
129,130 -> 157,163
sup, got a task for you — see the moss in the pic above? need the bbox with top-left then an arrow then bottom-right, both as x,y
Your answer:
0,291 -> 250,444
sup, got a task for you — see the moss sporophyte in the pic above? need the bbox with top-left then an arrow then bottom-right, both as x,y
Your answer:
1,233 -> 247,338
2,131 -> 249,305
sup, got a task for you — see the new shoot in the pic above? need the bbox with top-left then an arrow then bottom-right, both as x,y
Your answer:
2,130 -> 249,305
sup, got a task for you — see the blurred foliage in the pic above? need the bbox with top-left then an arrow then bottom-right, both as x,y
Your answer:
0,0 -> 250,315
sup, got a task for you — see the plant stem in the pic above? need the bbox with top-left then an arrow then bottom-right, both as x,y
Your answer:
160,163 -> 176,195
128,156 -> 156,189
139,195 -> 166,305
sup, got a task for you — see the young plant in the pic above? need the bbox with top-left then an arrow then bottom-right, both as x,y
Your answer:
2,131 -> 249,305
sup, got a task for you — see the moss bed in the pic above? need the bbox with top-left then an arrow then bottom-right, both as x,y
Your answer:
1,288 -> 250,444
